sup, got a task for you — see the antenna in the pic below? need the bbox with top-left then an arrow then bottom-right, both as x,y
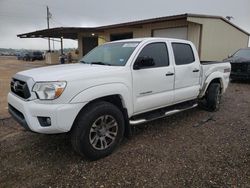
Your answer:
226,16 -> 233,21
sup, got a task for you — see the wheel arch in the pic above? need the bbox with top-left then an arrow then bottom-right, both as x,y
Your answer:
199,73 -> 224,98
71,94 -> 132,138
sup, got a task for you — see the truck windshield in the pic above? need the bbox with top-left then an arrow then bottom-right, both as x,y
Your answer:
80,42 -> 139,66
233,49 -> 250,59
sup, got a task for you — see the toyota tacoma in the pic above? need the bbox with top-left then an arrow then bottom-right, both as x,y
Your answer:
8,38 -> 231,160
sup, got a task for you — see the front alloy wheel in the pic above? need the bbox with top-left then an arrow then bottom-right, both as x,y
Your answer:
89,115 -> 118,150
71,101 -> 125,160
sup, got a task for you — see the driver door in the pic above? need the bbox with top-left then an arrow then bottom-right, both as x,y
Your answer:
132,42 -> 174,114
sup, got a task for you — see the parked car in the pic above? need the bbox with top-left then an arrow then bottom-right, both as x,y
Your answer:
16,52 -> 22,60
16,52 -> 30,61
28,51 -> 44,61
224,48 -> 250,80
8,38 -> 231,160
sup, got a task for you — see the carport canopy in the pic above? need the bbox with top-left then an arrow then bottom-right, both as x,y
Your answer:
17,27 -> 97,39
17,27 -> 99,56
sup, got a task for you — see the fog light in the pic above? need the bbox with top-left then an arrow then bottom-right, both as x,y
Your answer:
38,117 -> 51,127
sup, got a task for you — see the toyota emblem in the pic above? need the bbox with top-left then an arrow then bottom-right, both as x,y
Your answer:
13,81 -> 19,92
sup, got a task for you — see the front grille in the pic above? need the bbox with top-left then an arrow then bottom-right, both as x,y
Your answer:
231,63 -> 249,73
248,65 -> 250,73
10,78 -> 31,99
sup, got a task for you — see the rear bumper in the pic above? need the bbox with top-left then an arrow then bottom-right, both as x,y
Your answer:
8,92 -> 86,134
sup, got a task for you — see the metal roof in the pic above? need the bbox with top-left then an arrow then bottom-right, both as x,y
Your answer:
18,27 -> 96,39
187,13 -> 250,35
17,13 -> 250,39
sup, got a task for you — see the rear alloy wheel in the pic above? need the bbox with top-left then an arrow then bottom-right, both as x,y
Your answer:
206,83 -> 221,112
71,101 -> 125,160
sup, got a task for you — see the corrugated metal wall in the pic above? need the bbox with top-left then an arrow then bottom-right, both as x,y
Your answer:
187,22 -> 201,55
100,19 -> 188,41
77,17 -> 249,61
188,17 -> 249,61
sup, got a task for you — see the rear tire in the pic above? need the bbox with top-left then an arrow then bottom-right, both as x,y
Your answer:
71,101 -> 125,160
205,83 -> 221,112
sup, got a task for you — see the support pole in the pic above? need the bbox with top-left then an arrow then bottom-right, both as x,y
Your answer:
60,37 -> 63,55
60,37 -> 65,64
52,39 -> 55,51
46,6 -> 51,52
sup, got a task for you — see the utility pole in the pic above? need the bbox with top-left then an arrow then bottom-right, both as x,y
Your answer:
46,6 -> 51,52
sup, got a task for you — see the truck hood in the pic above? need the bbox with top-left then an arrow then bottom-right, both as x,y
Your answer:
16,63 -> 124,82
224,56 -> 250,63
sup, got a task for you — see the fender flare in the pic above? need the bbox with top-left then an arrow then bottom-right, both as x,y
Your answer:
70,83 -> 133,116
199,71 -> 224,98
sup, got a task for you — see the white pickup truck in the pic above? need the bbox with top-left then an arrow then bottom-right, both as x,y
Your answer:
8,38 -> 231,160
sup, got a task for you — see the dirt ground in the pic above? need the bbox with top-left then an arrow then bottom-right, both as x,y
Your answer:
0,57 -> 249,187
0,56 -> 45,118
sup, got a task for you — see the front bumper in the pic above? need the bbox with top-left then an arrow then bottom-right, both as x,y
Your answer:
8,93 -> 86,134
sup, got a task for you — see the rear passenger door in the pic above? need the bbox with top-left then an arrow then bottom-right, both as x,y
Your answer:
171,42 -> 200,103
132,42 -> 174,113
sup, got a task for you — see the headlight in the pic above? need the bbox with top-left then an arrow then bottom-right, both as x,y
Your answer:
32,81 -> 67,100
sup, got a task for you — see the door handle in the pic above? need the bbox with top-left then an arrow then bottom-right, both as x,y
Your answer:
193,69 -> 200,72
165,72 -> 174,76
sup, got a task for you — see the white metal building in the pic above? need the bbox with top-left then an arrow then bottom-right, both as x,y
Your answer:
18,13 -> 249,61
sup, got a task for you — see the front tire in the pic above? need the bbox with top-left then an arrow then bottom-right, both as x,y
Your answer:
206,83 -> 221,112
71,101 -> 125,160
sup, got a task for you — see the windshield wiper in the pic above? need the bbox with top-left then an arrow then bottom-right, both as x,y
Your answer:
80,60 -> 88,64
91,62 -> 111,66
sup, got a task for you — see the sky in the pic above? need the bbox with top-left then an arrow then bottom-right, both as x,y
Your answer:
0,0 -> 250,50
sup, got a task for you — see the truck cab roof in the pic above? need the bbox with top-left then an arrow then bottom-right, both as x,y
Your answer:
107,37 -> 191,44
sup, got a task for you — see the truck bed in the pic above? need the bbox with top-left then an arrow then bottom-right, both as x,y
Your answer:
201,61 -> 228,65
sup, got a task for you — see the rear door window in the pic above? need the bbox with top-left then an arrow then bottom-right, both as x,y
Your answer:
172,43 -> 195,65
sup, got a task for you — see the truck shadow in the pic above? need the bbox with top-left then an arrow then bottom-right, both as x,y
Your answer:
131,107 -> 201,136
3,107 -> 207,165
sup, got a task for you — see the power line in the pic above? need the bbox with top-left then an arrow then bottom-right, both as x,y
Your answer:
0,13 -> 44,19
12,0 -> 47,8
51,17 -> 64,27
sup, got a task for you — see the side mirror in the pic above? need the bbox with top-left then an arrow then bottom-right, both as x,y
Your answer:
228,54 -> 232,58
133,56 -> 155,70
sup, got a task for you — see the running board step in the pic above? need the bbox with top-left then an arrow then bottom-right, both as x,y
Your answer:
129,103 -> 198,125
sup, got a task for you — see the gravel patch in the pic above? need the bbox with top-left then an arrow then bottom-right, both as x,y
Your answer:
0,82 -> 249,187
